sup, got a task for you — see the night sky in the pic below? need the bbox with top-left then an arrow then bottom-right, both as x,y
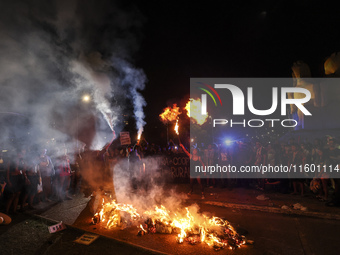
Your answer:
1,0 -> 339,148
133,1 -> 340,141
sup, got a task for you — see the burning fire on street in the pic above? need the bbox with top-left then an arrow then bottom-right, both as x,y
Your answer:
92,197 -> 247,251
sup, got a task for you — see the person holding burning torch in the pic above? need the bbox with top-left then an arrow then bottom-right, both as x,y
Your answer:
180,143 -> 205,199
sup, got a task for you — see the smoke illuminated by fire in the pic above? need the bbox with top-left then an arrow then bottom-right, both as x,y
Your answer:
159,104 -> 181,123
185,98 -> 208,125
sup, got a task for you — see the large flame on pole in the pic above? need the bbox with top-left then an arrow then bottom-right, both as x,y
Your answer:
159,104 -> 181,123
185,98 -> 208,125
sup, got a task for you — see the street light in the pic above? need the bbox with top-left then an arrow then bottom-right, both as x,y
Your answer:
82,94 -> 91,102
225,139 -> 233,146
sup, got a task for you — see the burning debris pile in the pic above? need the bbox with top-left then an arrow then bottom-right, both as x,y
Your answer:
92,199 -> 140,229
92,198 -> 247,251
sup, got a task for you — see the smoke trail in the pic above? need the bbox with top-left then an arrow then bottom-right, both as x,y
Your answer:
113,155 -> 184,212
112,58 -> 147,139
0,0 -> 146,152
70,56 -> 117,132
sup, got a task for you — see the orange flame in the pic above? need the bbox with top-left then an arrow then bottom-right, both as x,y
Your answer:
92,199 -> 140,229
159,104 -> 181,123
185,98 -> 208,125
174,118 -> 179,135
137,129 -> 142,141
92,199 -> 245,250
139,224 -> 147,232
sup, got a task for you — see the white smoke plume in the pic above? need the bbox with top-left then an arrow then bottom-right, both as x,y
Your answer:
0,0 -> 146,154
113,58 -> 147,138
113,156 -> 186,212
70,56 -> 117,132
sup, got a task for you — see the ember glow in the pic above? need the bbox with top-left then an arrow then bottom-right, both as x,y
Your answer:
159,104 -> 181,123
185,98 -> 208,125
92,198 -> 246,250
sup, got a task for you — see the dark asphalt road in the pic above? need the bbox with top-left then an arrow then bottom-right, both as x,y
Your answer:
0,213 -> 158,255
199,203 -> 340,255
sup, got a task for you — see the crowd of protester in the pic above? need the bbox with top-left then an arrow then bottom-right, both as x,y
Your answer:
0,140 -> 158,216
0,146 -> 76,215
131,136 -> 340,205
1,135 -> 340,217
104,136 -> 340,205
174,136 -> 340,205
